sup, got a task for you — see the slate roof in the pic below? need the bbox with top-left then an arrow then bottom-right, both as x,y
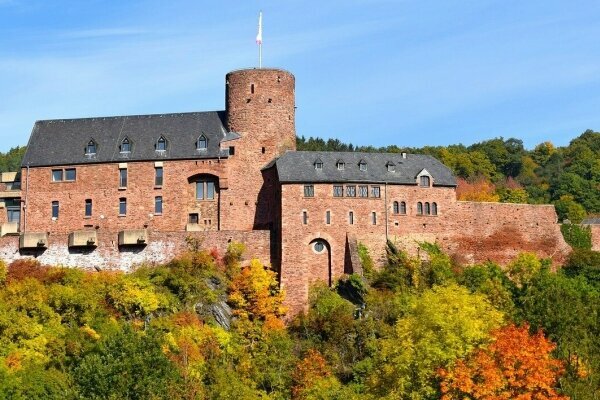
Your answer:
22,111 -> 234,167
582,217 -> 600,225
272,151 -> 457,186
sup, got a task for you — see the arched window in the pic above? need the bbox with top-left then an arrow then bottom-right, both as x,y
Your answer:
336,160 -> 345,170
420,175 -> 430,187
120,137 -> 131,153
156,136 -> 167,151
425,202 -> 431,215
417,202 -> 423,215
197,135 -> 207,150
432,202 -> 438,215
400,201 -> 407,214
393,201 -> 399,214
85,139 -> 97,155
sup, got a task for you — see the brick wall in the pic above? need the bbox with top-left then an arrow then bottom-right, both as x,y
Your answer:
0,230 -> 271,270
279,182 -> 571,315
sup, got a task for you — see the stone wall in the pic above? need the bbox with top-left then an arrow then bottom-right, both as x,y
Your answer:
0,230 -> 271,270
589,224 -> 600,251
279,182 -> 571,315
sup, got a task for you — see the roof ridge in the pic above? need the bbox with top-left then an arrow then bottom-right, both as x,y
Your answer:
36,110 -> 225,124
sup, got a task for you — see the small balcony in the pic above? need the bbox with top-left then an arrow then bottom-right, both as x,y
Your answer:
0,222 -> 19,237
68,230 -> 97,248
19,232 -> 48,249
118,229 -> 148,246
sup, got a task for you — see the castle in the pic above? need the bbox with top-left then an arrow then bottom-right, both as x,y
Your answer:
0,68 -> 576,313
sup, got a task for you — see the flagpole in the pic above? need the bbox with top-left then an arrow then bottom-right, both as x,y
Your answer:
259,43 -> 262,68
256,11 -> 263,68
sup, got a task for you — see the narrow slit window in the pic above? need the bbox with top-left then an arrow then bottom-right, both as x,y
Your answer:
393,201 -> 399,214
372,212 -> 377,225
119,168 -> 127,188
349,211 -> 354,225
155,167 -> 163,186
432,202 -> 438,215
155,196 -> 163,215
400,201 -> 407,215
51,201 -> 59,219
85,199 -> 92,217
302,211 -> 308,225
326,210 -> 331,225
119,198 -> 127,215
417,202 -> 423,215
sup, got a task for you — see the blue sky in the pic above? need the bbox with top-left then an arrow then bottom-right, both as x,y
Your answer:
1,0 -> 599,152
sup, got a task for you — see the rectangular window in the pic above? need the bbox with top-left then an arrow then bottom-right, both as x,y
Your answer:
372,212 -> 377,225
189,213 -> 199,224
346,185 -> 356,197
52,201 -> 59,219
206,181 -> 215,200
304,185 -> 314,197
229,146 -> 235,156
7,208 -> 20,224
52,169 -> 63,182
119,168 -> 127,188
196,182 -> 204,200
65,168 -> 76,181
155,167 -> 163,186
155,196 -> 163,214
85,199 -> 92,217
333,185 -> 344,197
371,186 -> 381,198
302,211 -> 308,225
358,185 -> 368,197
119,198 -> 127,215
420,176 -> 430,187
326,210 -> 331,225
348,211 -> 354,225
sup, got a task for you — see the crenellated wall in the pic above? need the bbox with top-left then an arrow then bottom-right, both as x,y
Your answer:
0,230 -> 271,270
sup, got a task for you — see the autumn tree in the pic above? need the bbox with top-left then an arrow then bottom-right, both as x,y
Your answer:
456,177 -> 500,202
439,324 -> 568,400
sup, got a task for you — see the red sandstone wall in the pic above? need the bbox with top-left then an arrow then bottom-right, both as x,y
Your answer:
0,230 -> 271,270
589,225 -> 600,251
279,182 -> 571,315
223,69 -> 295,231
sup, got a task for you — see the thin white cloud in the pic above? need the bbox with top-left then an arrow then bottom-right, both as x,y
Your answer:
60,28 -> 149,39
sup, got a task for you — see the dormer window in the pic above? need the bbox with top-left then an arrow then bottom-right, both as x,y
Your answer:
197,135 -> 208,150
358,160 -> 367,171
336,160 -> 345,170
120,138 -> 131,153
420,176 -> 431,187
156,136 -> 167,151
85,140 -> 97,155
314,158 -> 323,171
386,161 -> 395,172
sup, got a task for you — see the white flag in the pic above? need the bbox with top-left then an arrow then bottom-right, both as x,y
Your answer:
256,11 -> 263,45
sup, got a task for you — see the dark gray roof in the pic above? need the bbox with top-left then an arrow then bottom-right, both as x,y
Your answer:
582,217 -> 600,225
22,111 -> 234,167
272,151 -> 457,186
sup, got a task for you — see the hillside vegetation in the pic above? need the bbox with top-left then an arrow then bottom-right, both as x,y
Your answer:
0,241 -> 598,399
298,129 -> 600,223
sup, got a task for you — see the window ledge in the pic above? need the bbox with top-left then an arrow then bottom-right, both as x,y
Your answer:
154,185 -> 163,189
154,213 -> 162,216
83,216 -> 91,219
118,214 -> 126,217
118,187 -> 127,191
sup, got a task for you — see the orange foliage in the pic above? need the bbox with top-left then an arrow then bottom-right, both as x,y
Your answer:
291,349 -> 332,399
439,324 -> 568,400
456,177 -> 500,202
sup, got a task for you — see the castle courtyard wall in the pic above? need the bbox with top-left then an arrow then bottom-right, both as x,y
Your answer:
0,230 -> 271,270
279,182 -> 571,315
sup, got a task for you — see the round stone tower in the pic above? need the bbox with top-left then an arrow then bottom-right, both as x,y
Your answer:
225,68 -> 296,155
220,68 -> 296,231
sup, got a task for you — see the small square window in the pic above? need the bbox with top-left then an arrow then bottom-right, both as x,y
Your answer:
315,162 -> 323,170
333,185 -> 344,197
371,186 -> 381,198
304,185 -> 314,197
337,162 -> 345,170
52,169 -> 63,182
65,168 -> 76,181
189,213 -> 199,224
346,185 -> 356,197
358,185 -> 368,198
359,162 -> 367,171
